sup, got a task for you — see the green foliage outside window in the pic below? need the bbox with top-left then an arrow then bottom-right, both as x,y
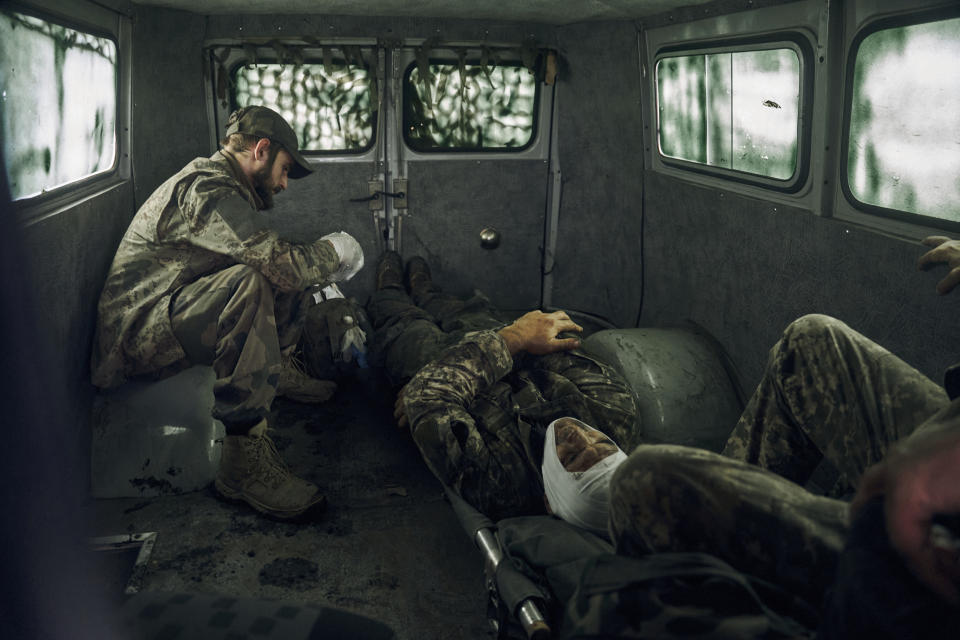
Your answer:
232,63 -> 375,152
657,48 -> 800,180
848,17 -> 960,223
404,63 -> 537,151
1,10 -> 117,201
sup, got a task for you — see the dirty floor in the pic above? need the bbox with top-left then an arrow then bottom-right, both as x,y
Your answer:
89,369 -> 493,640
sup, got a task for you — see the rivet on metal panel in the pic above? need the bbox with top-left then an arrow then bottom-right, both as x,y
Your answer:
480,227 -> 501,250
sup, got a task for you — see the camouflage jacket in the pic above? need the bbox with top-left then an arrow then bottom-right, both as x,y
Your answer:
91,151 -> 339,388
402,330 -> 641,520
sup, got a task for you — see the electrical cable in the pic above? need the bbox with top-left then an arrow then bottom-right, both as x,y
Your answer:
634,27 -> 647,328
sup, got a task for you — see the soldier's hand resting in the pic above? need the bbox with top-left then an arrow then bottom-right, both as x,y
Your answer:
498,310 -> 583,356
918,235 -> 960,295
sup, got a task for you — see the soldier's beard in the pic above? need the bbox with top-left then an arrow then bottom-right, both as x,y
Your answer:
252,155 -> 281,210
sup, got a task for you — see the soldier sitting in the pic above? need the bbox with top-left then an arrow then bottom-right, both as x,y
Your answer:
91,106 -> 364,520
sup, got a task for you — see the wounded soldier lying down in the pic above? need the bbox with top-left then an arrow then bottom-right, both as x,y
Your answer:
367,251 -> 640,527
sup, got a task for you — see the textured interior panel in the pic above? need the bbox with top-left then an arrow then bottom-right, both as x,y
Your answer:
131,6 -> 210,207
132,0 -> 715,23
21,184 -> 135,486
267,163 -> 383,302
550,21 -> 645,328
403,160 -> 548,310
640,170 -> 960,391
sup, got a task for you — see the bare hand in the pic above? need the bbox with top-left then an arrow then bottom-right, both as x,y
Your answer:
394,385 -> 409,431
851,431 -> 960,605
918,236 -> 960,295
497,310 -> 583,356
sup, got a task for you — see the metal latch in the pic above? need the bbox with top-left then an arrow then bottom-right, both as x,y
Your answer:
393,179 -> 408,209
349,180 -> 406,211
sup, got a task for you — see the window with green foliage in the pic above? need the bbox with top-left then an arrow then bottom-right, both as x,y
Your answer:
0,9 -> 117,201
404,62 -> 538,151
232,62 -> 375,152
847,17 -> 960,224
657,48 -> 801,180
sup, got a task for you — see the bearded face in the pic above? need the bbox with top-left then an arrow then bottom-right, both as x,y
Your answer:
252,147 -> 282,210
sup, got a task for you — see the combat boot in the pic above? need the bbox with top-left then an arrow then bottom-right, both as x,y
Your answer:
215,419 -> 326,519
277,352 -> 336,403
375,250 -> 404,290
405,256 -> 434,298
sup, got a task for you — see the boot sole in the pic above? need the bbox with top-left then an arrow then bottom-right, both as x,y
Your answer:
215,478 -> 327,521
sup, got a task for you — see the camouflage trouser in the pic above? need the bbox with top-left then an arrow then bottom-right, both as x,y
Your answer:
609,314 -> 950,603
366,284 -> 510,385
170,264 -> 309,433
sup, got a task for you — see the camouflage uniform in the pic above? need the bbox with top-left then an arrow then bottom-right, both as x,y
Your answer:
367,286 -> 641,521
91,150 -> 340,430
608,313 -> 953,603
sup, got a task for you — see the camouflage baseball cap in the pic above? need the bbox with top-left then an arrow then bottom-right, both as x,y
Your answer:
224,105 -> 313,179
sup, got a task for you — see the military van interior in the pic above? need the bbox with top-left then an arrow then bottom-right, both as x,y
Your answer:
2,0 -> 959,637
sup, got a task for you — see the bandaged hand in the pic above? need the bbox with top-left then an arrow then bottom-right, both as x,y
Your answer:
918,236 -> 960,295
320,231 -> 364,282
497,310 -> 582,356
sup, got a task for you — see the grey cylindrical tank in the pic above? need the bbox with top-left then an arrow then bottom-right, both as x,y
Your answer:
582,328 -> 743,453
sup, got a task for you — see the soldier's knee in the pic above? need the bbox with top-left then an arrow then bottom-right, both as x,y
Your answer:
782,313 -> 847,344
610,445 -> 690,517
784,313 -> 841,336
220,265 -> 274,311
773,314 -> 853,376
228,264 -> 271,292
610,445 -> 712,553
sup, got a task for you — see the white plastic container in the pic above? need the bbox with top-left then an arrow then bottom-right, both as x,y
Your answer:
90,366 -> 225,498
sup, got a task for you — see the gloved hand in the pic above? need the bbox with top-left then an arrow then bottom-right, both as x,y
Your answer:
320,231 -> 364,282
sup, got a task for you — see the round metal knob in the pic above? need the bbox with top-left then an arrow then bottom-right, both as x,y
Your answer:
479,227 -> 501,250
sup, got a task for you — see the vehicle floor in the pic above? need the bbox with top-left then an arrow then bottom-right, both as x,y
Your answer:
89,369 -> 493,640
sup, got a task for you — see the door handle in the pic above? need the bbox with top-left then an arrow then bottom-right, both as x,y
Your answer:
349,190 -> 405,202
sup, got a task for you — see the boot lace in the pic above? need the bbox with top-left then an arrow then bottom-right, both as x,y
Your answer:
250,428 -> 292,487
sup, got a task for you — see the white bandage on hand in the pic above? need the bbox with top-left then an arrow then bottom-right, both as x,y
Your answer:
320,231 -> 364,282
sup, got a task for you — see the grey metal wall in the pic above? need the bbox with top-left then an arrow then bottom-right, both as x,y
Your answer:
551,21 -> 646,328
404,160 -> 548,309
12,5 -> 209,482
131,6 -> 210,205
640,170 -> 960,392
19,186 -> 134,481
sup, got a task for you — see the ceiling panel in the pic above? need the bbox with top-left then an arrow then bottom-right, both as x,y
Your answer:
130,0 -> 716,24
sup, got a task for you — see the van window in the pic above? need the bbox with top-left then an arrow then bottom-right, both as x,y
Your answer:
1,9 -> 117,201
656,48 -> 801,181
846,16 -> 960,224
231,62 -> 375,152
403,62 -> 538,151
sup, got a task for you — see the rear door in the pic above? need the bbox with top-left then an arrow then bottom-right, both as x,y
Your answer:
206,42 -> 556,309
388,46 -> 554,309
